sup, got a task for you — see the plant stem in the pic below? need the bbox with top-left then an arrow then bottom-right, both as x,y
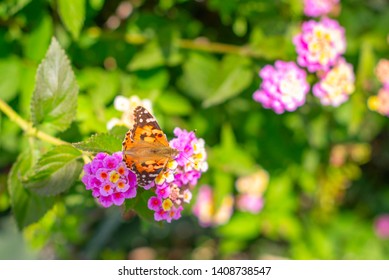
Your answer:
178,39 -> 258,57
0,98 -> 68,146
90,28 -> 261,57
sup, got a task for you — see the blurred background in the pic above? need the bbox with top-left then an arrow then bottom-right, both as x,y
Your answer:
1,0 -> 389,259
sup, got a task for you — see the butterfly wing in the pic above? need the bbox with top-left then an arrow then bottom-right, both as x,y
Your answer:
122,106 -> 171,186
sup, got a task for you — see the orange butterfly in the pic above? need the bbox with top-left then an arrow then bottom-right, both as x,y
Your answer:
122,106 -> 179,187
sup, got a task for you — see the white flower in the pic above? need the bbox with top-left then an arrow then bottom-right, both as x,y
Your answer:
114,95 -> 130,112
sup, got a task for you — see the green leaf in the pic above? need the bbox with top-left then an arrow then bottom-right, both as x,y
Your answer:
213,170 -> 234,209
7,150 -> 55,229
0,0 -> 32,19
179,53 -> 219,100
124,188 -> 155,223
108,126 -> 129,142
202,55 -> 253,107
24,15 -> 53,61
134,68 -> 169,90
155,26 -> 181,64
356,40 -> 375,88
0,56 -> 21,102
156,91 -> 193,116
89,0 -> 104,10
128,41 -> 165,71
218,212 -> 261,240
31,37 -> 79,131
209,123 -> 256,176
24,145 -> 83,196
58,0 -> 85,40
77,67 -> 120,105
179,54 -> 253,107
73,133 -> 122,154
233,16 -> 247,37
128,28 -> 181,71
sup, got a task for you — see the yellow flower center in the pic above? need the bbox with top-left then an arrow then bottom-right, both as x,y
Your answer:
162,199 -> 173,211
109,171 -> 120,183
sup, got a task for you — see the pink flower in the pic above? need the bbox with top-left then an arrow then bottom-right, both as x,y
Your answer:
82,152 -> 137,208
192,185 -> 234,227
123,187 -> 137,199
253,61 -> 309,114
99,195 -> 113,208
293,18 -> 346,73
374,214 -> 389,239
313,58 -> 355,106
236,194 -> 264,214
148,196 -> 162,211
100,182 -> 115,196
145,129 -> 208,223
303,0 -> 339,17
156,185 -> 170,199
375,59 -> 389,88
96,168 -> 109,182
154,209 -> 168,221
83,127 -> 207,223
235,169 -> 268,214
103,155 -> 120,169
112,192 -> 125,206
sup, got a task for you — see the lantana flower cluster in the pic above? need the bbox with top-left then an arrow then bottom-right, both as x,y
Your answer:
253,61 -> 310,114
253,1 -> 355,112
375,59 -> 389,87
192,168 -> 269,227
147,128 -> 208,223
235,169 -> 269,214
192,185 -> 234,227
82,128 -> 207,223
312,58 -> 355,106
368,59 -> 389,117
303,0 -> 339,18
82,152 -> 137,208
293,17 -> 346,73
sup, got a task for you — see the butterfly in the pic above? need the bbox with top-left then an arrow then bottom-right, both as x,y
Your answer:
122,106 -> 179,187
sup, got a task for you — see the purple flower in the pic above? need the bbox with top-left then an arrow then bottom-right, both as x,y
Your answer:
303,0 -> 339,17
145,129 -> 208,223
82,152 -> 137,208
374,214 -> 389,239
313,58 -> 355,106
253,61 -> 309,114
293,18 -> 346,73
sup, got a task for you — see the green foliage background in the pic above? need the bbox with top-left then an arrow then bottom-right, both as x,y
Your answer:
1,0 -> 389,259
